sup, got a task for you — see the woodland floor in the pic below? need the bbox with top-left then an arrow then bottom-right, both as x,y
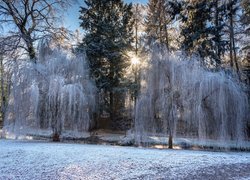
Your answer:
0,139 -> 250,180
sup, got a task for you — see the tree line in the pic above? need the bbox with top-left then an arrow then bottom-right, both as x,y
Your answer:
78,0 -> 250,130
0,0 -> 249,131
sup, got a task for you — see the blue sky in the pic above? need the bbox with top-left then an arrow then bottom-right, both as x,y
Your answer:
64,0 -> 148,31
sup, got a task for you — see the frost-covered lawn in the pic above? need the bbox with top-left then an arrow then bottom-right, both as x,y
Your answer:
0,140 -> 250,180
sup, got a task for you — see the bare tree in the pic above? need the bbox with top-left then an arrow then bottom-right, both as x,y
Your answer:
0,0 -> 73,62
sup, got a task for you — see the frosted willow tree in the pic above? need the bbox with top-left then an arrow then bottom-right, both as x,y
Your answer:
144,0 -> 181,148
0,0 -> 72,61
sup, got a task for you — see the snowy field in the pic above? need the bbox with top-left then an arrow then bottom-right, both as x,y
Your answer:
0,140 -> 250,180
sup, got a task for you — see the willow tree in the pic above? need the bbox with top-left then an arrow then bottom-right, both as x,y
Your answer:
145,0 -> 181,148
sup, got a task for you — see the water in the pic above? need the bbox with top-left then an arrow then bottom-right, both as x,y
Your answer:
135,48 -> 249,149
3,43 -> 96,138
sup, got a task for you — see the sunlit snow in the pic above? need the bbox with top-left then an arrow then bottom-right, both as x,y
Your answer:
0,140 -> 250,180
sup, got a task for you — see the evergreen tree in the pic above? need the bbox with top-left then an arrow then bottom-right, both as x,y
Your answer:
180,0 -> 226,67
211,0 -> 227,65
241,0 -> 250,54
225,0 -> 241,72
145,0 -> 172,50
240,0 -> 250,84
181,1 -> 212,63
145,0 -> 184,52
79,0 -> 134,125
132,3 -> 146,55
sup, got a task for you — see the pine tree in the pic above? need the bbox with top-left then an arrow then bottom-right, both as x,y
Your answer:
211,0 -> 227,65
240,0 -> 250,84
241,0 -> 250,54
79,0 -> 134,126
225,0 -> 241,72
180,0 -> 226,67
145,0 -> 172,50
181,1 -> 211,63
132,3 -> 146,55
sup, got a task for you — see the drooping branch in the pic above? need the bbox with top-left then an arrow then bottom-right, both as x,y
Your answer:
202,88 -> 219,102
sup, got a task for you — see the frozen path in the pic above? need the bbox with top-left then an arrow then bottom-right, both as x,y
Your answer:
0,140 -> 250,180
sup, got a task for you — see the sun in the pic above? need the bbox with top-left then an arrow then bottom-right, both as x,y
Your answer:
131,55 -> 140,65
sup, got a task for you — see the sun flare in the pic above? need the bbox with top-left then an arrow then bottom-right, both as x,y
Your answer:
131,56 -> 140,65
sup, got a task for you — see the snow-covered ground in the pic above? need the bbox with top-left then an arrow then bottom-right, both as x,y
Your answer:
0,139 -> 250,180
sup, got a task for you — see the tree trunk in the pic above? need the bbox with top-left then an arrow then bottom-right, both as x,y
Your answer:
159,0 -> 163,44
52,132 -> 60,142
229,0 -> 239,73
25,35 -> 36,62
229,33 -> 234,67
168,108 -> 174,149
214,0 -> 221,65
168,134 -> 173,149
164,22 -> 169,51
135,4 -> 139,55
28,45 -> 36,61
168,95 -> 174,149
0,55 -> 4,126
110,90 -> 114,123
